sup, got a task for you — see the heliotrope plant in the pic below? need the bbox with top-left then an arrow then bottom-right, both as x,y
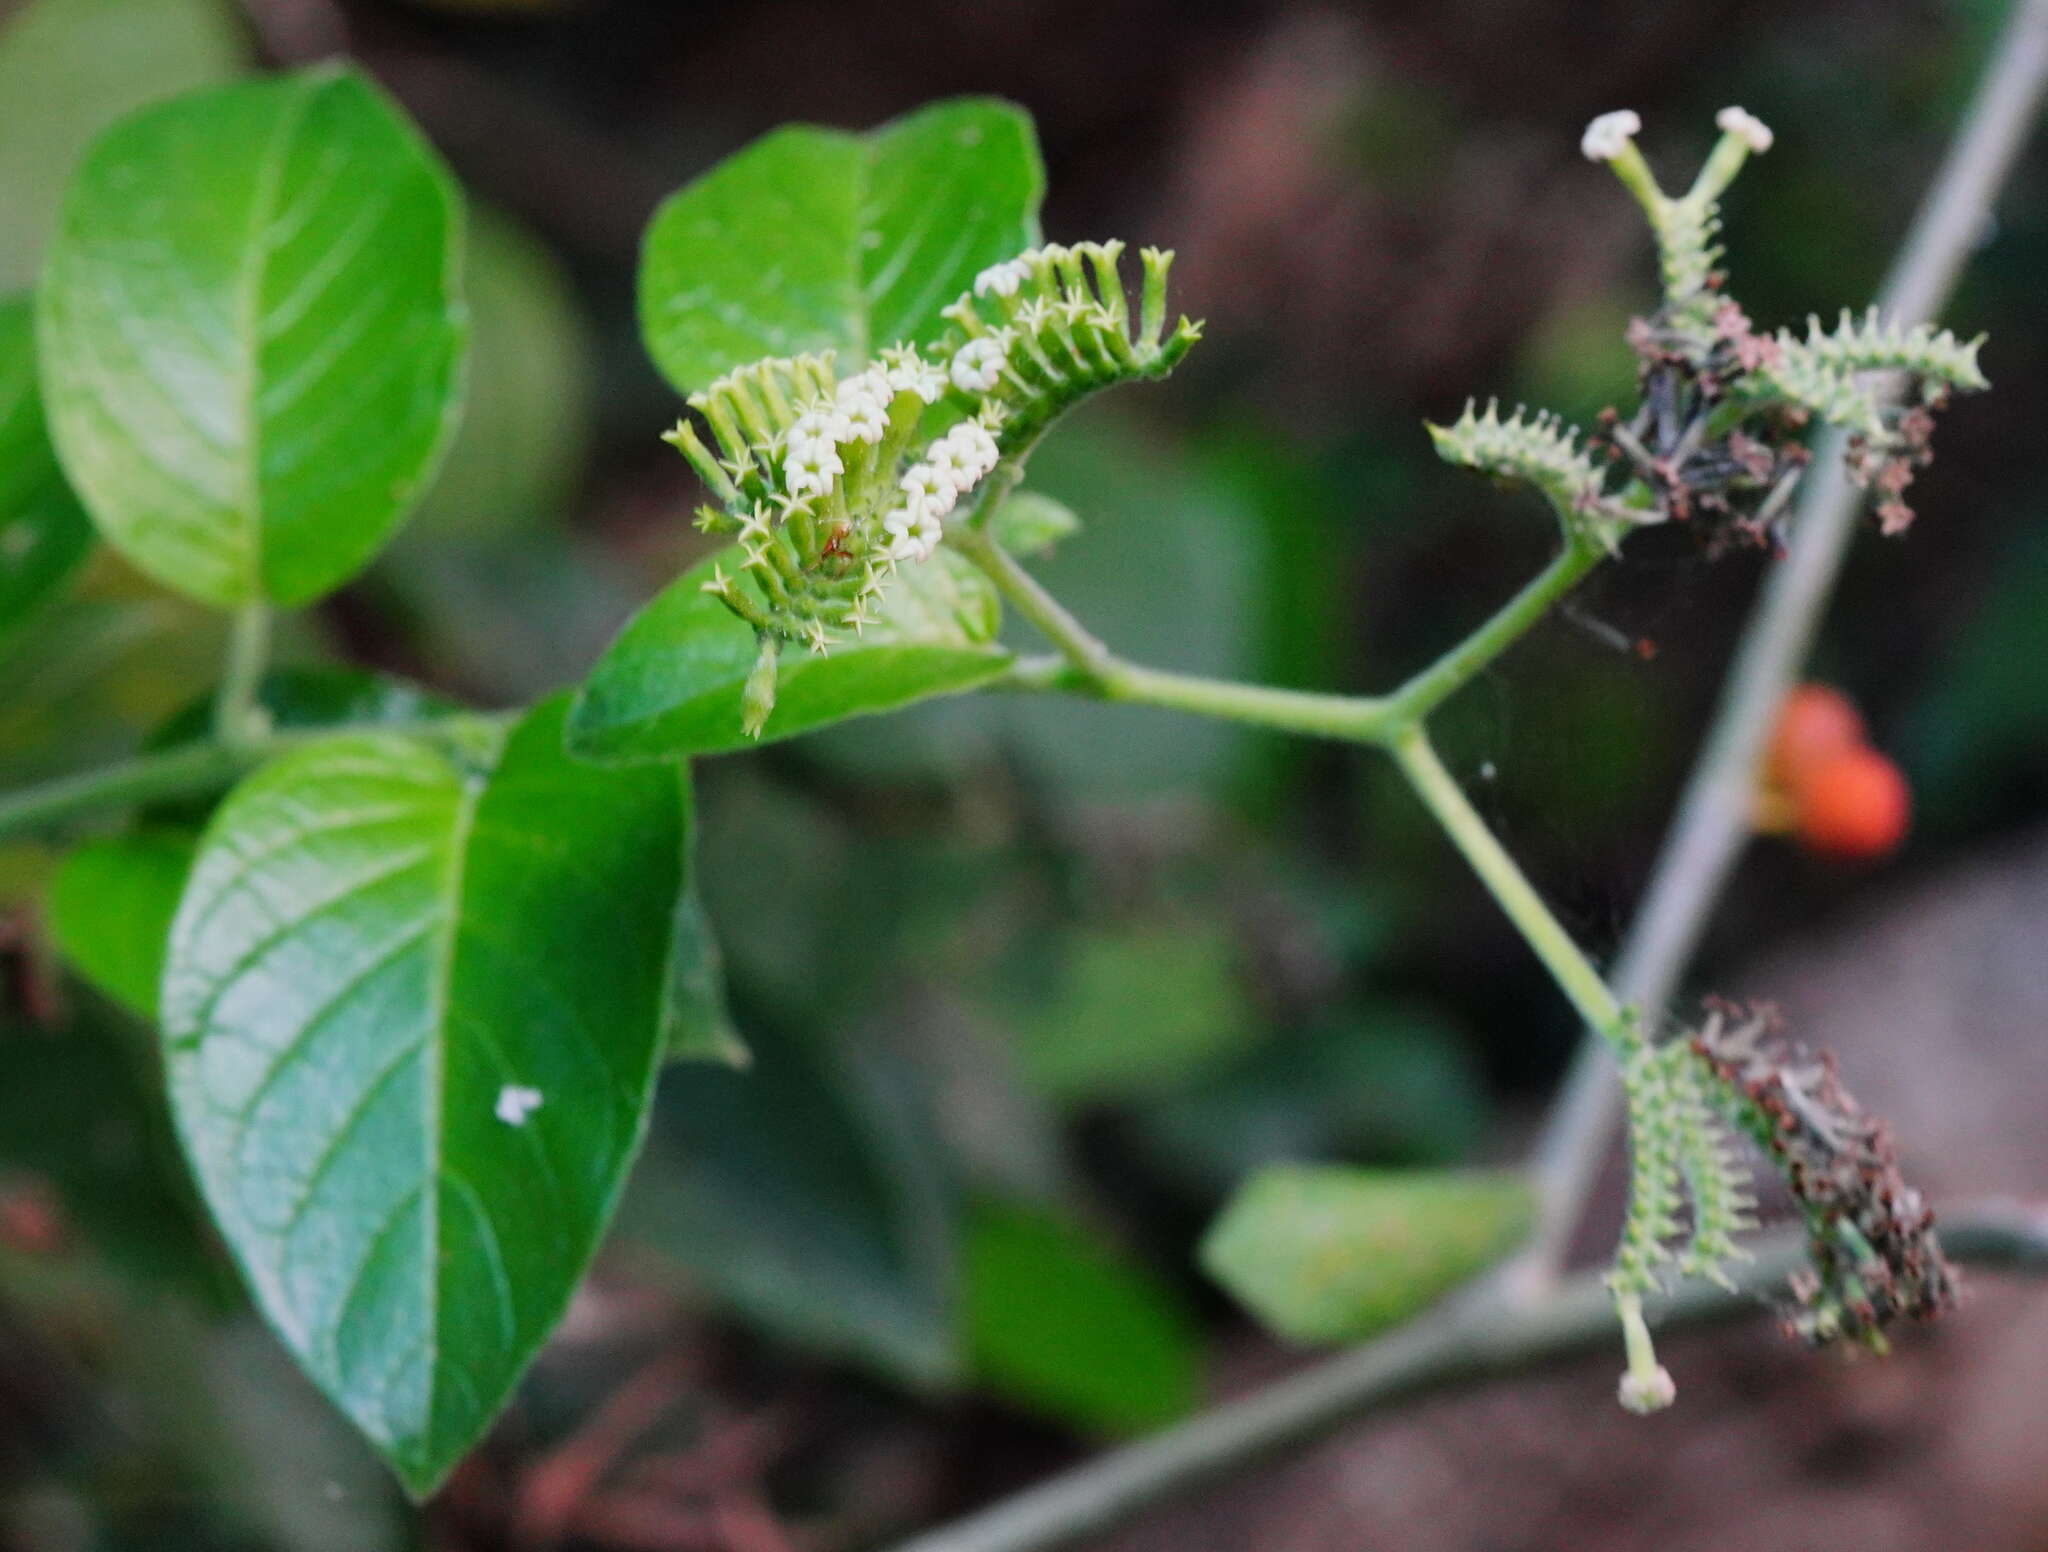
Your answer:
0,75 -> 1984,1497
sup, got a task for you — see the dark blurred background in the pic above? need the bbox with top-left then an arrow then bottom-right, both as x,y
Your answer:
2,0 -> 2046,1548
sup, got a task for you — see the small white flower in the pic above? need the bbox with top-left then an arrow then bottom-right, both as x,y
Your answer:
944,420 -> 1000,478
784,441 -> 843,498
1715,106 -> 1773,153
885,355 -> 948,404
1580,109 -> 1642,163
840,396 -> 889,444
901,463 -> 958,517
835,369 -> 892,412
495,1085 -> 544,1127
973,258 -> 1026,298
927,438 -> 979,493
951,335 -> 1008,393
791,408 -> 852,447
888,508 -> 945,563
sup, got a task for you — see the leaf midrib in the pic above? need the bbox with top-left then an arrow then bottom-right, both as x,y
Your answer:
415,749 -> 485,1452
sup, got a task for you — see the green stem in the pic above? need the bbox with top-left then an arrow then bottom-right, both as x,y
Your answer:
0,713 -> 510,844
213,603 -> 272,746
1386,724 -> 1627,1042
963,524 -> 1628,1050
1379,537 -> 1604,725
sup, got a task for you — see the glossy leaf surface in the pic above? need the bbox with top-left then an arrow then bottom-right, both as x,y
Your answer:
37,66 -> 466,608
567,544 -> 1008,763
161,697 -> 684,1494
639,98 -> 1042,393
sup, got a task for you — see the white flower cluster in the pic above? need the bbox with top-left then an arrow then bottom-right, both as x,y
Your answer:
884,418 -> 1001,562
1714,106 -> 1773,153
1580,109 -> 1642,163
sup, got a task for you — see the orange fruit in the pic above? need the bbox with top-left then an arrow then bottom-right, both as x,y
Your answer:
1793,745 -> 1910,861
1768,684 -> 1866,791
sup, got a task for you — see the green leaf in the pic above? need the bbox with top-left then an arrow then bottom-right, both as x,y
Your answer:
1201,1165 -> 1533,1345
47,827 -> 197,1018
0,297 -> 91,643
622,1018 -> 958,1389
638,98 -> 1042,394
989,490 -> 1080,557
160,695 -> 685,1496
0,0 -> 246,293
964,1198 -> 1200,1437
567,543 -> 1009,763
37,65 -> 467,609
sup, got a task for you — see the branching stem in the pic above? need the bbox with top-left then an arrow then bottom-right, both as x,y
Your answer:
0,712 -> 512,842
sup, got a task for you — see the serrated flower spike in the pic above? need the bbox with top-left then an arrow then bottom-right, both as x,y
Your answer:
1692,1003 -> 1957,1349
1428,109 -> 1992,549
1426,400 -> 1656,550
1598,999 -> 1956,1412
658,240 -> 1202,735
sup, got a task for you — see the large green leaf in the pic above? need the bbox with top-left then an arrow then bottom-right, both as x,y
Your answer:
0,0 -> 246,293
37,65 -> 466,609
0,296 -> 91,642
622,1017 -> 958,1389
44,667 -> 457,1019
1201,1165 -> 1533,1345
160,696 -> 685,1495
964,1199 -> 1200,1437
638,98 -> 1042,393
567,544 -> 1009,762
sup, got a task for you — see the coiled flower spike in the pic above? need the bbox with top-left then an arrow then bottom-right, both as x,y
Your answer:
660,241 -> 1202,736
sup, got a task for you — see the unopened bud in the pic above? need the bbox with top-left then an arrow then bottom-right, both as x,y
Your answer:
740,634 -> 780,739
1617,1364 -> 1677,1414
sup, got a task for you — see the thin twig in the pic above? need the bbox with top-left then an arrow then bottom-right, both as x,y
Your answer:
884,1199 -> 2048,1552
1524,0 -> 2048,1277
